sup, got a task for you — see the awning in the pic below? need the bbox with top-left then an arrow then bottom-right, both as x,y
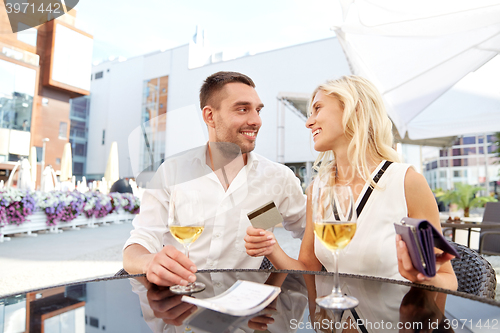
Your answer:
333,0 -> 500,140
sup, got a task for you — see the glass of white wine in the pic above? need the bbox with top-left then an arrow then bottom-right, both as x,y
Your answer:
313,184 -> 359,309
168,188 -> 206,294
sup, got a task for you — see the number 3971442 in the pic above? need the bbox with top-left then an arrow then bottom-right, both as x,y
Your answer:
5,2 -> 63,14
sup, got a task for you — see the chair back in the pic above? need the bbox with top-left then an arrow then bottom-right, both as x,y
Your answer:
479,202 -> 500,255
451,242 -> 497,299
482,202 -> 500,223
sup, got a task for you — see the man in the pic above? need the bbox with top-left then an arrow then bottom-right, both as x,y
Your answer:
123,71 -> 306,287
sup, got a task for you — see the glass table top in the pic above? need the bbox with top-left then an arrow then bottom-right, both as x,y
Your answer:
1,269 -> 499,332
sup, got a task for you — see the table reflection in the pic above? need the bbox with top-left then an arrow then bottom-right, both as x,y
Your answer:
0,270 -> 498,332
130,271 -> 498,333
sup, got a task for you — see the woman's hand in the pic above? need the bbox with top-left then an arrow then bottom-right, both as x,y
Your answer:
396,234 -> 455,286
244,226 -> 277,257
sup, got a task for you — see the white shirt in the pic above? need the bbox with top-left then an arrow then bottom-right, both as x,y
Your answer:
124,145 -> 306,270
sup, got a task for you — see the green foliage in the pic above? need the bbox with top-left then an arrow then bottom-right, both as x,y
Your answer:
494,132 -> 500,158
435,183 -> 497,217
494,133 -> 500,175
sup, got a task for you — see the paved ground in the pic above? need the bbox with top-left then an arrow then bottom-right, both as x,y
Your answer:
0,222 -> 499,300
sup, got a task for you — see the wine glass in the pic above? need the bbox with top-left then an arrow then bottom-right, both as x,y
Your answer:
313,184 -> 358,309
168,188 -> 206,294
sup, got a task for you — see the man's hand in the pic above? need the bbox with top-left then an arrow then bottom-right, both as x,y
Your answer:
396,234 -> 455,284
147,285 -> 197,326
244,226 -> 277,257
145,245 -> 198,287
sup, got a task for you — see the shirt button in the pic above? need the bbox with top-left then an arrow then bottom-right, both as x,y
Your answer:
214,282 -> 222,288
214,233 -> 221,238
207,261 -> 214,267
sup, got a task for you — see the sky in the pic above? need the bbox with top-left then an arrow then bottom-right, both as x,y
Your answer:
74,0 -> 343,63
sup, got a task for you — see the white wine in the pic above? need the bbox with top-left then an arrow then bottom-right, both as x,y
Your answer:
170,226 -> 204,245
314,222 -> 356,251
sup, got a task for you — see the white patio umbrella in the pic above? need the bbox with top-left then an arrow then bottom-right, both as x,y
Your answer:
77,176 -> 89,193
40,166 -> 56,192
333,0 -> 500,139
104,141 -> 119,187
29,146 -> 37,188
60,142 -> 73,182
17,159 -> 32,190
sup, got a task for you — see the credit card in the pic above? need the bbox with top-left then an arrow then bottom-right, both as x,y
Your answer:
247,201 -> 283,230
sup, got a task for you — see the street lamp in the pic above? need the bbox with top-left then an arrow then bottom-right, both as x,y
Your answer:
41,138 -> 50,174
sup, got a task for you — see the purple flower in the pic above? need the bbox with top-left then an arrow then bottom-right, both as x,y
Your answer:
0,190 -> 36,226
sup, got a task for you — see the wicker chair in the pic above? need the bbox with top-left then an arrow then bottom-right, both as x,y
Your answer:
479,202 -> 500,255
114,268 -> 129,277
259,257 -> 274,270
114,258 -> 274,276
451,242 -> 497,299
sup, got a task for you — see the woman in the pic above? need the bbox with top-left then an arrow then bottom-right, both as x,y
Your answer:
245,75 -> 457,290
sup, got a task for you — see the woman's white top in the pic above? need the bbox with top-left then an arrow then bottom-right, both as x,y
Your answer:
314,161 -> 413,280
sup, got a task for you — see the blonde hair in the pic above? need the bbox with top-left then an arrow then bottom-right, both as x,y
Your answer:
309,75 -> 400,188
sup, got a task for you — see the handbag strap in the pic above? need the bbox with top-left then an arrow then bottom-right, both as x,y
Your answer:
356,161 -> 393,218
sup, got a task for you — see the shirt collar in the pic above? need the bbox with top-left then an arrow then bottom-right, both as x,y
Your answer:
194,143 -> 260,170
245,151 -> 259,171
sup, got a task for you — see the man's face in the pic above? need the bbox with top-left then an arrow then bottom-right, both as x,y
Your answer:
212,82 -> 263,154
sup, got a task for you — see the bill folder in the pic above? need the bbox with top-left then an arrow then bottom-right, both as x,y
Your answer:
394,217 -> 460,278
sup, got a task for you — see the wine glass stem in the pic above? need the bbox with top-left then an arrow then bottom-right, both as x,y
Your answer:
184,243 -> 190,260
332,249 -> 342,297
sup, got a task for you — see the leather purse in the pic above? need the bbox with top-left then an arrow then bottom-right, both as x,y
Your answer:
394,217 -> 460,278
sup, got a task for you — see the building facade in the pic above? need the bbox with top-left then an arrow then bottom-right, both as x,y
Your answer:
423,133 -> 500,195
86,36 -> 352,187
0,8 -> 93,186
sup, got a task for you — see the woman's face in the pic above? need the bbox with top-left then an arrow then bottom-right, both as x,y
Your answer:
306,90 -> 349,152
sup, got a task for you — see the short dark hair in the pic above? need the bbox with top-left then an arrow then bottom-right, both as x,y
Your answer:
199,71 -> 255,109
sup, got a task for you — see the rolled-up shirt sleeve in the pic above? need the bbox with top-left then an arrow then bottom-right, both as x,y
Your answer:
123,188 -> 170,254
123,162 -> 172,254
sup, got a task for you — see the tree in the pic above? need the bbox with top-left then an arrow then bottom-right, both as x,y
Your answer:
493,132 -> 500,159
436,183 -> 497,217
494,132 -> 500,177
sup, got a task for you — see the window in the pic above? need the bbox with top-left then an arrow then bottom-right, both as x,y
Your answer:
462,136 -> 476,145
95,71 -> 103,79
73,162 -> 84,175
439,150 -> 448,157
89,317 -> 99,328
73,143 -> 86,156
70,96 -> 89,119
56,158 -> 61,165
452,148 -> 461,156
0,60 -> 36,131
70,120 -> 86,138
453,159 -> 462,167
35,146 -> 42,162
102,129 -> 105,145
453,170 -> 462,178
463,147 -> 476,155
59,122 -> 68,139
440,160 -> 448,167
431,161 -> 437,170
440,171 -> 446,178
